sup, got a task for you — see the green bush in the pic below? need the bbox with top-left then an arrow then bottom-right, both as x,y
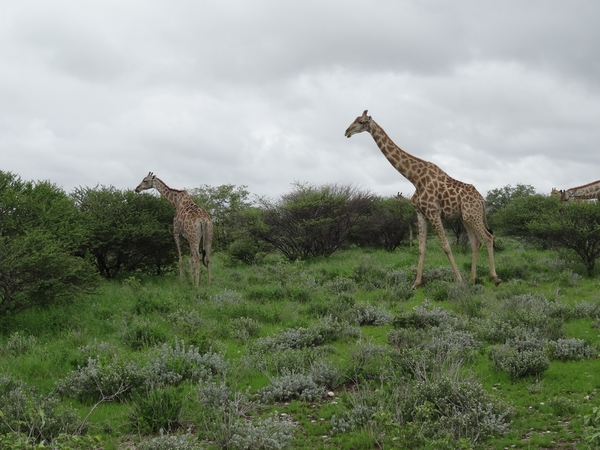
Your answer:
489,343 -> 550,380
129,386 -> 184,434
0,375 -> 82,443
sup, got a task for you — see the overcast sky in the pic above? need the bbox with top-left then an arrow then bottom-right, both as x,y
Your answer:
2,1 -> 600,201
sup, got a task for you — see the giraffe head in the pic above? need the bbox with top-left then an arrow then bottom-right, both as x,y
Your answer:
135,172 -> 156,193
344,110 -> 372,138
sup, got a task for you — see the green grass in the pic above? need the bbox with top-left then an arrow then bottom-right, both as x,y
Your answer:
1,237 -> 599,449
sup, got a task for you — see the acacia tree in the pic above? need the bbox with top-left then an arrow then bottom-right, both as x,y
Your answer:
255,182 -> 375,260
350,195 -> 415,251
495,194 -> 600,276
72,185 -> 176,278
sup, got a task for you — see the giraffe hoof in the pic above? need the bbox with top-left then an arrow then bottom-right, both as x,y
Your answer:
493,278 -> 502,286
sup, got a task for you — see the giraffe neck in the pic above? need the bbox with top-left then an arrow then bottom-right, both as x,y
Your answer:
152,177 -> 183,208
368,121 -> 433,188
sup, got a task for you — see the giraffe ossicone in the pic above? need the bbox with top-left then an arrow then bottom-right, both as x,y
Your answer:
345,110 -> 500,289
135,172 -> 213,285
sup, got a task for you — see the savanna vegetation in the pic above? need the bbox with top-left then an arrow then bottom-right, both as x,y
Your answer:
1,171 -> 599,449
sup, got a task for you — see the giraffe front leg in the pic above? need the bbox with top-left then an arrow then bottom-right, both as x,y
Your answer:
431,218 -> 463,284
413,212 -> 429,289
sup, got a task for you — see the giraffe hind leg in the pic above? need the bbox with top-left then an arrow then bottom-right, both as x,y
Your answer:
463,221 -> 481,283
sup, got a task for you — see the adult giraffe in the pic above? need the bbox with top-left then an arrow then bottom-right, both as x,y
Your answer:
135,172 -> 213,285
345,110 -> 500,289
556,180 -> 600,202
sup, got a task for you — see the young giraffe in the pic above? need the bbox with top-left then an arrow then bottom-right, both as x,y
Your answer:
556,180 -> 600,202
135,172 -> 213,285
345,110 -> 500,289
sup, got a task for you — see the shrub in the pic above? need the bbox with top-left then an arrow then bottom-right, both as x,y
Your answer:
323,277 -> 358,295
424,280 -> 451,301
245,345 -> 336,374
121,317 -> 169,350
129,386 -> 184,433
548,396 -> 578,417
0,375 -> 82,443
353,303 -> 394,326
1,331 -> 38,356
56,356 -> 146,402
393,300 -> 465,331
147,339 -> 229,386
547,338 -> 597,361
259,370 -> 327,403
136,429 -> 200,450
230,316 -> 262,341
249,317 -> 359,354
489,343 -> 550,380
210,289 -> 244,306
228,413 -> 297,450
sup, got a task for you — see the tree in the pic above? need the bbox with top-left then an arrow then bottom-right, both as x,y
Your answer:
255,183 -> 375,260
495,194 -> 600,276
0,171 -> 98,316
529,201 -> 600,276
188,184 -> 253,252
72,186 -> 176,278
350,195 -> 415,251
486,184 -> 537,227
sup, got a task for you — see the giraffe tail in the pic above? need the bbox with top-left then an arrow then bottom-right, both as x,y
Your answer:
201,249 -> 208,268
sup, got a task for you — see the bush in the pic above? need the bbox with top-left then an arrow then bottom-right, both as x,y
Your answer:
547,338 -> 597,361
56,356 -> 146,402
254,182 -> 375,260
548,396 -> 578,417
147,339 -> 229,385
228,414 -> 297,450
129,386 -> 184,433
121,317 -> 169,350
1,331 -> 37,356
353,303 -> 394,326
0,375 -> 82,443
259,370 -> 328,403
136,430 -> 200,450
489,343 -> 550,380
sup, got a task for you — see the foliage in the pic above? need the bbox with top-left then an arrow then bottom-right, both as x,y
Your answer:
195,381 -> 296,449
0,375 -> 82,444
72,185 -> 176,278
494,195 -> 600,275
349,194 -> 415,251
136,429 -> 200,450
254,182 -> 375,259
547,338 -> 597,361
0,172 -> 99,316
486,183 -> 537,221
528,200 -> 600,275
188,184 -> 254,252
129,386 -> 184,434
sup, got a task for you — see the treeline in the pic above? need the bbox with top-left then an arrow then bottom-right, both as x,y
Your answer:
2,170 -> 600,316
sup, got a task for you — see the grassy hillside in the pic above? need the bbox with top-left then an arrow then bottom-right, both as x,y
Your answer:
1,237 -> 599,449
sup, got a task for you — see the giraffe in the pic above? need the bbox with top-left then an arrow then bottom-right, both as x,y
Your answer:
556,180 -> 600,202
135,172 -> 213,285
345,110 -> 500,289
